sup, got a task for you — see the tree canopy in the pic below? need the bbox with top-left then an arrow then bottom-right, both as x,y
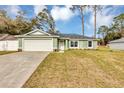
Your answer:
97,13 -> 124,45
0,8 -> 56,35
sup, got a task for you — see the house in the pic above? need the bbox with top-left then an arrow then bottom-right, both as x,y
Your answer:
0,34 -> 18,51
108,37 -> 124,50
16,29 -> 98,51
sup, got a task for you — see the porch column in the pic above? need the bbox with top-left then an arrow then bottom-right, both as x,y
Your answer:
65,40 -> 68,50
18,38 -> 23,51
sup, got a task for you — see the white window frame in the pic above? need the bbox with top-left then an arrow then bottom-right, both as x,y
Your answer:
70,40 -> 79,49
87,40 -> 93,48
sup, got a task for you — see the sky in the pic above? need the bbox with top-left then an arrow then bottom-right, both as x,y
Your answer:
0,5 -> 124,37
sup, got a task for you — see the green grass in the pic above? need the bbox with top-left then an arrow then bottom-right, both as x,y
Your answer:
23,47 -> 124,88
0,51 -> 17,55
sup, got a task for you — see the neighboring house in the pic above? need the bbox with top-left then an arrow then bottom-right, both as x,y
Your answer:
16,29 -> 98,51
0,34 -> 18,51
108,37 -> 124,50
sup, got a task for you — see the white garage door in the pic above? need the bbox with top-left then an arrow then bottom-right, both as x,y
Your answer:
24,39 -> 53,51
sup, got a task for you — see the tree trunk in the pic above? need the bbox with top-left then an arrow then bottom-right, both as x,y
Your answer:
80,7 -> 84,37
82,16 -> 84,37
94,5 -> 97,39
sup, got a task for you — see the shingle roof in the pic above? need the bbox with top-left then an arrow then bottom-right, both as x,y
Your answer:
58,33 -> 94,39
0,34 -> 17,40
110,38 -> 124,43
0,34 -> 8,40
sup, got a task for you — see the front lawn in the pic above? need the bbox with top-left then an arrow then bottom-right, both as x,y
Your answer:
0,51 -> 17,55
23,48 -> 124,88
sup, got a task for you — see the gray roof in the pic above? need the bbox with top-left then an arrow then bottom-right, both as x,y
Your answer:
110,38 -> 124,43
58,33 -> 94,39
0,34 -> 17,41
0,34 -> 8,40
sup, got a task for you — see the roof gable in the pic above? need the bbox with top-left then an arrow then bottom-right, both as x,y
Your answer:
24,29 -> 51,36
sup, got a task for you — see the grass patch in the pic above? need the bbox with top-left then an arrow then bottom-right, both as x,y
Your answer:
0,51 -> 17,55
23,48 -> 124,88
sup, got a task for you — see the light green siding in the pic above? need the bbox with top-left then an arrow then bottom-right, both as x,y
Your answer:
93,40 -> 98,49
79,40 -> 87,49
79,40 -> 98,49
18,38 -> 22,49
83,41 -> 88,48
64,40 -> 69,50
53,38 -> 58,49
79,41 -> 83,48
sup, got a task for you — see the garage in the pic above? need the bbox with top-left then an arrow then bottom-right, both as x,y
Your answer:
17,29 -> 59,51
5,40 -> 18,51
23,39 -> 53,51
108,37 -> 124,50
0,34 -> 18,51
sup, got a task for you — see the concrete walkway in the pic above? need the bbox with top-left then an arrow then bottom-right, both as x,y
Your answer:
0,52 -> 49,88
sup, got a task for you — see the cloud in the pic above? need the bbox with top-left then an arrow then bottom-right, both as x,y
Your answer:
33,5 -> 47,15
8,6 -> 21,16
50,5 -> 75,21
1,5 -> 21,17
89,13 -> 114,28
84,5 -> 119,36
88,6 -> 118,30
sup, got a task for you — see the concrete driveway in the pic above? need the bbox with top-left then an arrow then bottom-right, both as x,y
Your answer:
0,51 -> 49,88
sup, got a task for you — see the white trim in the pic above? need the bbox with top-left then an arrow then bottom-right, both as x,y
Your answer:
87,40 -> 93,49
15,35 -> 59,38
22,38 -> 24,51
59,41 -> 64,51
69,40 -> 79,49
23,39 -> 53,51
23,29 -> 51,36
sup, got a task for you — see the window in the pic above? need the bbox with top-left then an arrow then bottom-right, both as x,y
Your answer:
70,41 -> 78,47
88,41 -> 93,47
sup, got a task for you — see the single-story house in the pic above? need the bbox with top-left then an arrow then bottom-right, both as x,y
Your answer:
108,37 -> 124,50
15,29 -> 98,51
0,34 -> 18,51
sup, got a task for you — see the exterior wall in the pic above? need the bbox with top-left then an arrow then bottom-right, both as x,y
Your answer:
64,40 -> 69,50
79,40 -> 87,49
53,38 -> 58,50
108,42 -> 124,50
58,39 -> 69,50
18,38 -> 22,50
79,40 -> 83,48
68,40 -> 79,49
83,40 -> 88,48
18,36 -> 98,51
0,40 -> 18,51
6,40 -> 18,51
93,40 -> 98,49
75,40 -> 98,49
0,41 -> 6,51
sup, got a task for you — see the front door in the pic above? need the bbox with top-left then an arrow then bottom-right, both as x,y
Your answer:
59,41 -> 64,51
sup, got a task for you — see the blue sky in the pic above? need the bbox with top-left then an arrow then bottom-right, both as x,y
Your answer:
0,5 -> 124,36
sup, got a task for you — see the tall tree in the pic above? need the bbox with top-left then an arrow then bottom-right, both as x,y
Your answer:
97,25 -> 109,45
31,9 -> 56,34
90,5 -> 102,38
0,10 -> 10,33
9,10 -> 32,35
113,13 -> 124,36
70,5 -> 87,37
